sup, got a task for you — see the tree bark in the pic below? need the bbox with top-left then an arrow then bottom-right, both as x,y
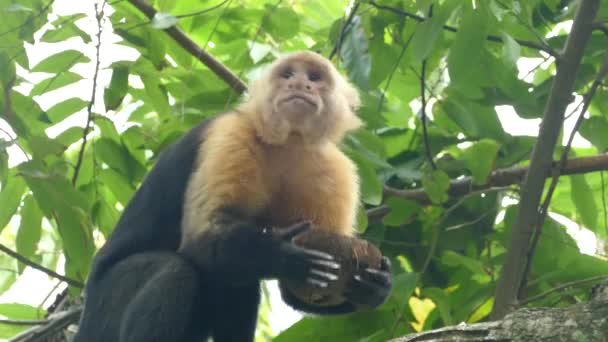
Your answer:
391,283 -> 608,342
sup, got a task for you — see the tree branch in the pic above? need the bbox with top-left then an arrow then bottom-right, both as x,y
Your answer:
127,0 -> 247,94
0,244 -> 83,288
491,0 -> 600,320
383,154 -> 608,204
9,306 -> 82,342
72,1 -> 105,186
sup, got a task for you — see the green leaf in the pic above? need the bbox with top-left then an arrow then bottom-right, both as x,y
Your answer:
447,6 -> 489,90
31,50 -> 90,73
422,169 -> 450,204
46,97 -> 88,123
16,195 -> 42,273
422,287 -> 453,325
40,17 -> 91,43
0,176 -> 26,232
263,7 -> 300,41
30,72 -> 83,96
350,155 -> 382,205
104,65 -> 130,111
410,1 -> 462,62
0,151 -> 7,185
500,32 -> 520,68
569,175 -> 598,232
99,169 -> 134,205
462,139 -> 500,185
383,198 -> 419,227
95,138 -> 130,176
441,250 -> 486,274
0,255 -> 18,300
579,116 -> 608,150
92,199 -> 120,237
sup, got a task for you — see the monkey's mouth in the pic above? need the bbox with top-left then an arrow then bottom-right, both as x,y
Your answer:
282,94 -> 317,107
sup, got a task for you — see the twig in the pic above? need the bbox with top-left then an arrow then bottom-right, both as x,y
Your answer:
72,1 -> 106,186
383,154 -> 608,204
9,306 -> 82,342
368,1 -> 558,58
329,1 -> 361,60
128,0 -> 246,93
0,319 -> 48,326
420,59 -> 435,169
175,0 -> 230,19
491,0 -> 600,320
0,244 -> 83,288
520,275 -> 608,306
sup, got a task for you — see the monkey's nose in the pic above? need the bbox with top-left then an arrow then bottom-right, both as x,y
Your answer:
288,81 -> 312,91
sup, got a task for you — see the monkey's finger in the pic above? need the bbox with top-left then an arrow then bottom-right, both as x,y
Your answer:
306,278 -> 329,288
310,259 -> 341,270
280,221 -> 312,240
309,269 -> 339,282
363,268 -> 391,287
380,256 -> 391,271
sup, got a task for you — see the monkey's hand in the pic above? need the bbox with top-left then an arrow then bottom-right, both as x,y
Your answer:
266,221 -> 341,289
344,256 -> 392,309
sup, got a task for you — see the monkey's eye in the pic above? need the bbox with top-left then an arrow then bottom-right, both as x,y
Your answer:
281,69 -> 294,79
308,71 -> 322,82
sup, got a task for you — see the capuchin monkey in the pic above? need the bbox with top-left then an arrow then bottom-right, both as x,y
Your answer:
74,51 -> 392,342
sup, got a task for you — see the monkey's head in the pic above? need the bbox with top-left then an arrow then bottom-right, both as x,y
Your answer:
240,51 -> 362,145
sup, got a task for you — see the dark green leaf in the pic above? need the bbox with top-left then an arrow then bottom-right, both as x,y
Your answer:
104,65 -> 130,111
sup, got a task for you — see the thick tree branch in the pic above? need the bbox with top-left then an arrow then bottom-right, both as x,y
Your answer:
391,289 -> 608,341
383,154 -> 608,204
127,0 -> 247,94
491,0 -> 600,320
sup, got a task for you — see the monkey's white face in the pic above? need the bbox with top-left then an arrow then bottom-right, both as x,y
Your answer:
271,59 -> 329,124
241,51 -> 361,145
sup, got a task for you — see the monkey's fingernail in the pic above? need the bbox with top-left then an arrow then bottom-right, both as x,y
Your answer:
365,268 -> 383,275
310,269 -> 338,281
307,278 -> 328,288
305,249 -> 334,260
311,259 -> 341,269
